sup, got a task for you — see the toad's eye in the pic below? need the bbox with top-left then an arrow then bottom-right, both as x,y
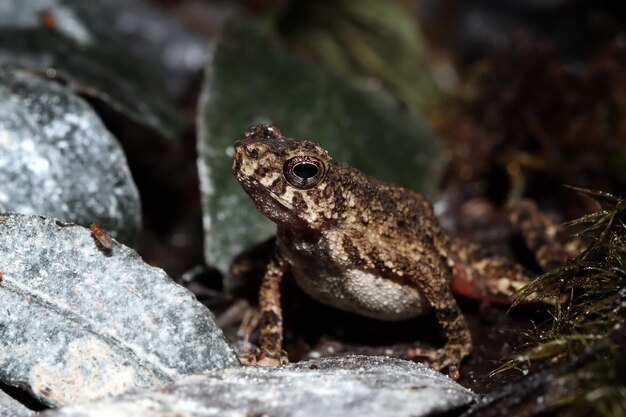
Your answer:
284,156 -> 326,189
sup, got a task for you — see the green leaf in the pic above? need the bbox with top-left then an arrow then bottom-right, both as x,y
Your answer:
197,19 -> 442,282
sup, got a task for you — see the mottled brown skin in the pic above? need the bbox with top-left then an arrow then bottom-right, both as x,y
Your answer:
233,125 -> 543,378
507,200 -> 578,271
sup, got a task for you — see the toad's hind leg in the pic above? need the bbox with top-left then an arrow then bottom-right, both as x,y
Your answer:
449,237 -> 535,301
507,199 -> 582,271
449,199 -> 582,302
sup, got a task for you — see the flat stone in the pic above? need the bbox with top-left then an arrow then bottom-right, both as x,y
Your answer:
43,356 -> 476,417
0,389 -> 35,417
0,213 -> 240,407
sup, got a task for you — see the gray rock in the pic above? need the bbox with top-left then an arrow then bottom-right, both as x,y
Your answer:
42,356 -> 476,417
0,389 -> 35,417
0,68 -> 140,243
0,213 -> 240,407
0,0 -> 184,139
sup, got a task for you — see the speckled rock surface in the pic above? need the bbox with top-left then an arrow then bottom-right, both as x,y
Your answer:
0,0 -> 183,139
0,68 -> 141,243
43,356 -> 476,417
0,389 -> 35,417
0,213 -> 240,407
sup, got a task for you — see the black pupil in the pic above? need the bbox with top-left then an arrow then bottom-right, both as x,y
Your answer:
293,162 -> 319,179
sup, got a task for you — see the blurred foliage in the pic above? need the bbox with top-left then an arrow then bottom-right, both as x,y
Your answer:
437,42 -> 626,202
263,0 -> 442,114
499,189 -> 626,416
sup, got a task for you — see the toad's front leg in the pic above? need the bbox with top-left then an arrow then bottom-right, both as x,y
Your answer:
256,253 -> 289,366
404,260 -> 472,379
407,290 -> 472,379
369,250 -> 472,379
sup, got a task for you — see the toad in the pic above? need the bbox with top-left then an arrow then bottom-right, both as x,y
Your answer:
232,125 -> 565,378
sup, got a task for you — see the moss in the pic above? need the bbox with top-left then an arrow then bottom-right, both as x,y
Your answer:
502,189 -> 626,416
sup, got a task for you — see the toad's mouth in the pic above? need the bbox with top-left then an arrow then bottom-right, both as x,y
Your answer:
238,176 -> 309,230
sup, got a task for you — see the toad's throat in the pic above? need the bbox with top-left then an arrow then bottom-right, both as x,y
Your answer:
291,262 -> 431,321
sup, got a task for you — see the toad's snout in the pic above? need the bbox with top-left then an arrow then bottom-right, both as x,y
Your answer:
237,141 -> 261,160
232,141 -> 257,175
232,140 -> 275,182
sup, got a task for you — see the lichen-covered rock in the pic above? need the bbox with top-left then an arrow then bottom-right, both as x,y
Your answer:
42,356 -> 476,417
0,213 -> 240,407
0,0 -> 183,139
0,389 -> 35,417
0,68 -> 140,243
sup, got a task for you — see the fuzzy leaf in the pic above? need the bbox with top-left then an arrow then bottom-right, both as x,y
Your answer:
197,19 -> 441,279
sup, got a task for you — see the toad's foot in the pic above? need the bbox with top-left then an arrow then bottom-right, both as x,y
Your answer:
255,349 -> 289,367
240,345 -> 289,367
407,346 -> 466,379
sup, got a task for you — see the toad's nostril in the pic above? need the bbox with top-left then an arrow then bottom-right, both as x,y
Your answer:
245,146 -> 259,160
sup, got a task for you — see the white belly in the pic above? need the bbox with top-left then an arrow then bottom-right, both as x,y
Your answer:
291,266 -> 430,321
